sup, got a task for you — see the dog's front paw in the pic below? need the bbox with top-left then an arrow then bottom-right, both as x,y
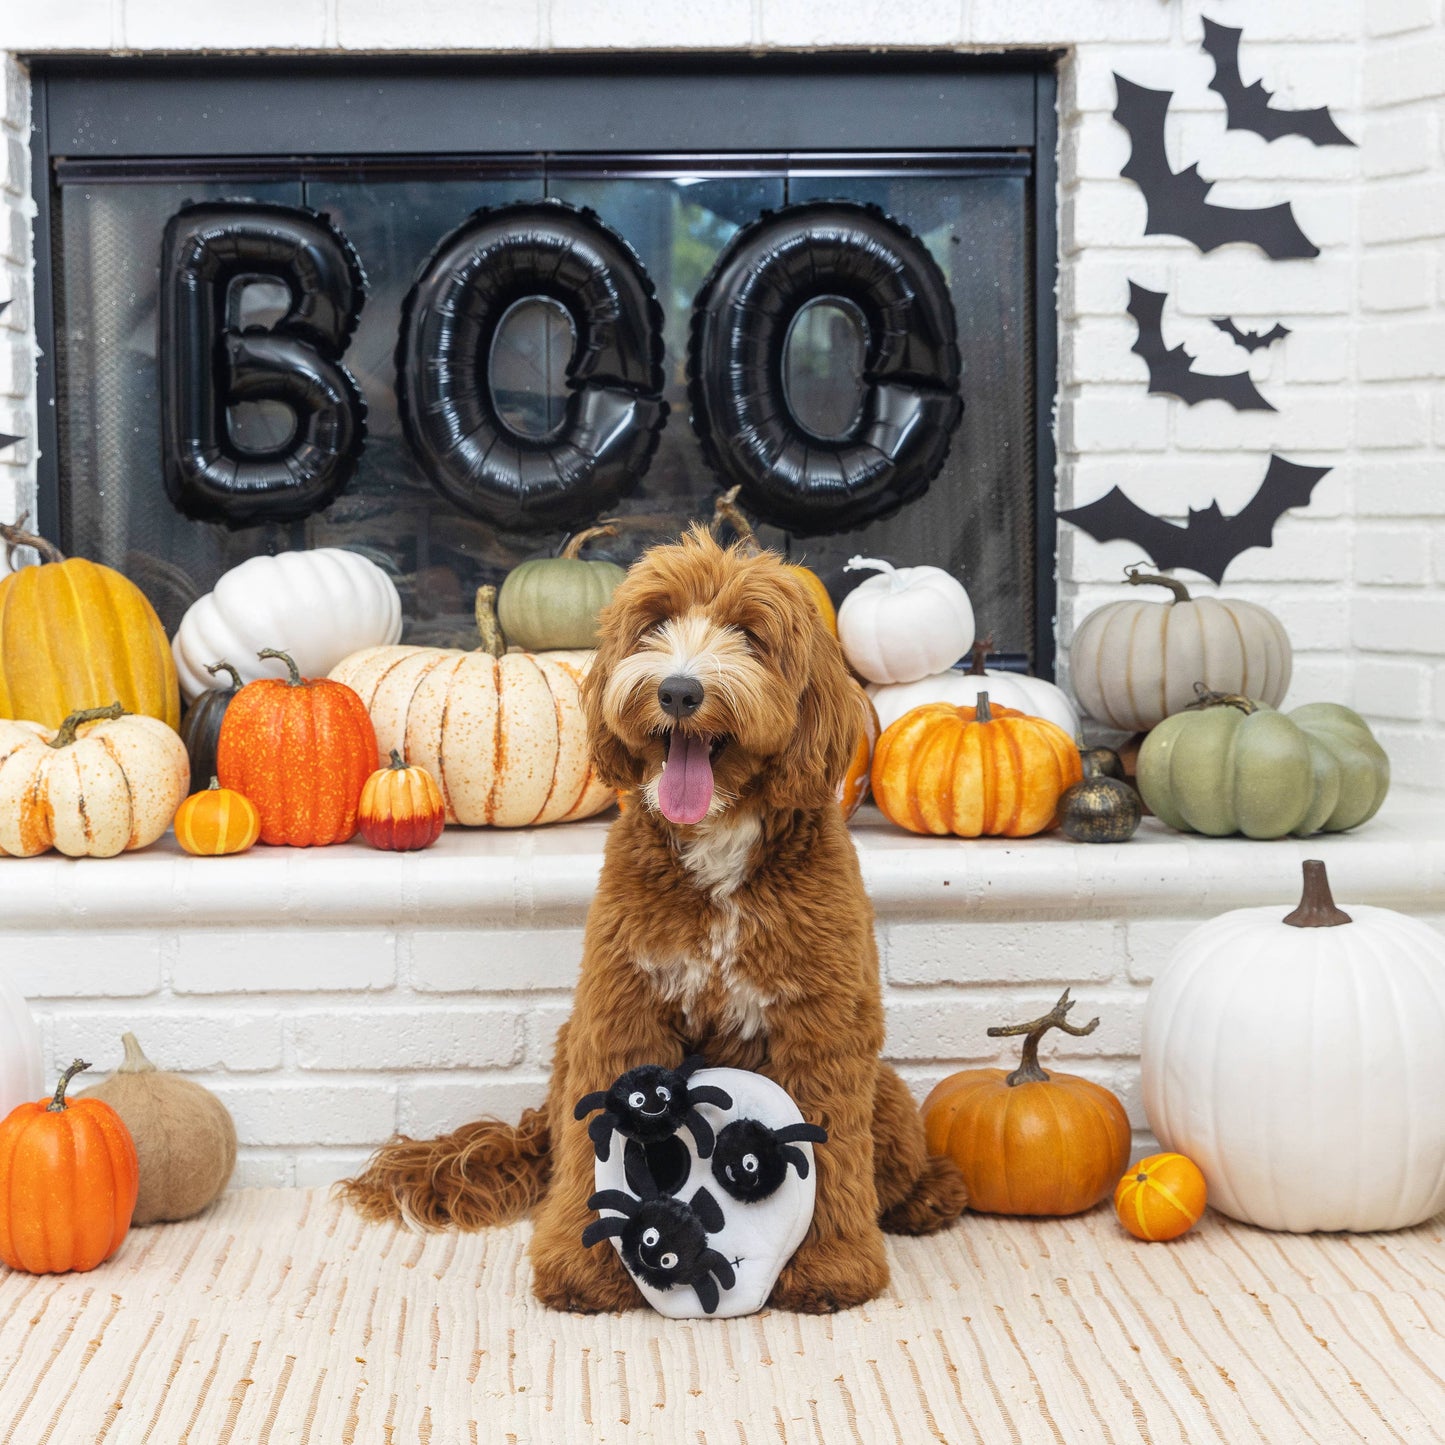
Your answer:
767,1233 -> 888,1314
879,1153 -> 969,1236
530,1226 -> 644,1313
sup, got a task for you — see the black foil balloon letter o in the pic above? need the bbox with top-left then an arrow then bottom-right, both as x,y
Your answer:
396,202 -> 668,530
688,202 -> 963,535
159,203 -> 366,528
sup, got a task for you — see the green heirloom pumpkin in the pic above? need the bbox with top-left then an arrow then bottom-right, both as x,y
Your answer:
497,523 -> 627,651
1137,691 -> 1390,839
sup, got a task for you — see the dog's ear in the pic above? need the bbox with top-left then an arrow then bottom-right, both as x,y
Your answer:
582,591 -> 648,792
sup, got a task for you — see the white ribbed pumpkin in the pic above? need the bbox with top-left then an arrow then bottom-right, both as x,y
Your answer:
0,970 -> 42,1122
1069,569 -> 1290,733
173,549 -> 402,703
1142,860 -> 1445,1233
837,557 -> 974,685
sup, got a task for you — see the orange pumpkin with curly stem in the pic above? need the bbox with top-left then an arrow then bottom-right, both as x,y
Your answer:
216,649 -> 377,846
358,750 -> 446,852
870,691 -> 1082,837
0,1059 -> 140,1273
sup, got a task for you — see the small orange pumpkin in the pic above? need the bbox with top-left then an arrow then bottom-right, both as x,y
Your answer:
173,777 -> 261,856
0,1059 -> 140,1273
359,750 -> 446,852
922,992 -> 1132,1216
837,682 -> 880,819
1115,1153 -> 1207,1242
871,690 -> 1082,837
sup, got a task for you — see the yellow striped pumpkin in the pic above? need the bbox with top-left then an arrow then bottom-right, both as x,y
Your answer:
173,778 -> 261,856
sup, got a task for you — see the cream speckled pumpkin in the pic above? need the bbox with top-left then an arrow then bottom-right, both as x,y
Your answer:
0,704 -> 190,857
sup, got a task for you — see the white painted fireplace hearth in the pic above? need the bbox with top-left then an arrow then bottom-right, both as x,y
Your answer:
0,1 -> 1443,1188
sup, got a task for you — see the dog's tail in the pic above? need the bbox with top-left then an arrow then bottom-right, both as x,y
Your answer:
335,1108 -> 551,1231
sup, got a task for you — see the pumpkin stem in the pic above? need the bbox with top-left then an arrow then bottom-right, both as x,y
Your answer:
388,748 -> 407,770
48,701 -> 125,748
559,522 -> 620,560
1124,565 -> 1191,603
709,487 -> 762,555
118,1032 -> 158,1074
257,648 -> 303,686
1283,859 -> 1353,929
473,586 -> 506,657
0,512 -> 67,567
974,690 -> 994,724
1188,683 -> 1258,715
844,556 -> 895,576
205,660 -> 244,691
967,638 -> 994,677
988,989 -> 1100,1087
208,775 -> 221,790
47,1059 -> 91,1112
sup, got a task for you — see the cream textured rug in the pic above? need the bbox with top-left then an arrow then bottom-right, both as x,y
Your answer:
0,1188 -> 1442,1444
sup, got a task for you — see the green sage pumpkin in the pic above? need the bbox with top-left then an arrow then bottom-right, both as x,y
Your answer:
1136,692 -> 1390,839
496,524 -> 627,650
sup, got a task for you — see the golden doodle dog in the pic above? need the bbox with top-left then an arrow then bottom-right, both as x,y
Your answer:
341,527 -> 968,1312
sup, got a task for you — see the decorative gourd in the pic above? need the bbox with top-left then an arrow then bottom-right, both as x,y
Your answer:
0,970 -> 42,1123
179,661 -> 244,796
1069,567 -> 1291,732
0,1059 -> 139,1273
0,703 -> 190,858
331,587 -> 613,827
171,548 -> 402,703
173,777 -> 262,856
1136,690 -> 1390,839
868,638 -> 1079,738
358,750 -> 446,851
1114,1154 -> 1207,1242
1059,773 -> 1142,844
78,1033 -> 237,1225
870,692 -> 1083,838
922,992 -> 1132,1216
497,523 -> 628,651
838,556 -> 974,684
0,516 -> 180,730
709,487 -> 836,636
837,682 -> 880,819
216,649 -> 378,847
1141,860 -> 1445,1232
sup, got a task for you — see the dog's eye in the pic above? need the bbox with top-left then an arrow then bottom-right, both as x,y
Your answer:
642,1227 -> 660,1248
743,1153 -> 759,1173
628,1091 -> 647,1110
656,1086 -> 671,1103
659,1252 -> 678,1270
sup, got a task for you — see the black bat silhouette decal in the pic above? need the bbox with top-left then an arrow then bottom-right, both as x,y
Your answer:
1212,317 -> 1290,354
1129,283 -> 1273,411
1114,75 -> 1319,260
1202,17 -> 1355,148
0,301 -> 16,453
1058,455 -> 1331,585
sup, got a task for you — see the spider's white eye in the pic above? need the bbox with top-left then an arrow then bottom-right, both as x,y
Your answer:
659,1252 -> 678,1270
628,1091 -> 647,1110
656,1086 -> 672,1103
743,1153 -> 759,1173
642,1227 -> 661,1248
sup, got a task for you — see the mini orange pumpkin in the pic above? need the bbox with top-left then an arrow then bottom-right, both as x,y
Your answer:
173,777 -> 261,856
358,750 -> 446,852
0,1059 -> 140,1273
871,690 -> 1082,837
922,992 -> 1132,1216
1115,1153 -> 1207,1242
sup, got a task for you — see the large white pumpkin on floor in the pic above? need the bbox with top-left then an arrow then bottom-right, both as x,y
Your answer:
330,586 -> 613,827
172,549 -> 402,703
0,970 -> 42,1121
836,557 -> 974,685
1069,568 -> 1291,733
1142,860 -> 1445,1233
869,641 -> 1079,739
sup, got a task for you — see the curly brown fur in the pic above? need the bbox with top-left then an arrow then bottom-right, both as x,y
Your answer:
339,529 -> 967,1305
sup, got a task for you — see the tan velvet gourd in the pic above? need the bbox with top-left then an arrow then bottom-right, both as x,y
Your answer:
80,1033 -> 237,1225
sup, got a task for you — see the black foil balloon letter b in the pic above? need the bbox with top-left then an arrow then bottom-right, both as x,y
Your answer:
159,203 -> 367,528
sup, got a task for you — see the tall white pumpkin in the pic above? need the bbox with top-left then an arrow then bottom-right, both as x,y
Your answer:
836,557 -> 974,686
0,970 -> 42,1121
1142,860 -> 1445,1233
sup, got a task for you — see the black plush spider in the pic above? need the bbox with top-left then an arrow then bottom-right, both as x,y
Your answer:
582,1179 -> 737,1314
573,1056 -> 733,1162
710,1117 -> 829,1203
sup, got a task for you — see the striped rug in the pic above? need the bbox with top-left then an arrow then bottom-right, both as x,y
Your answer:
0,1188 -> 1441,1443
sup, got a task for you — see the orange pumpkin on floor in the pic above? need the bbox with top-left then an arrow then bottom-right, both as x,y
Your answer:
173,777 -> 262,856
922,991 -> 1132,1216
871,691 -> 1082,837
358,750 -> 446,852
216,648 -> 377,847
1115,1153 -> 1207,1242
0,1059 -> 139,1273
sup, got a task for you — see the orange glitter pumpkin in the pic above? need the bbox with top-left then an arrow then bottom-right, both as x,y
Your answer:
358,750 -> 446,852
173,777 -> 261,856
0,1059 -> 139,1274
216,648 -> 377,847
1114,1153 -> 1208,1242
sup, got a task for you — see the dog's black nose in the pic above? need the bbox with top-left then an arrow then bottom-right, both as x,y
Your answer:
658,674 -> 704,720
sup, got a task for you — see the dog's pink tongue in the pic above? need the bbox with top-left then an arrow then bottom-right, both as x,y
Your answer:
658,734 -> 715,825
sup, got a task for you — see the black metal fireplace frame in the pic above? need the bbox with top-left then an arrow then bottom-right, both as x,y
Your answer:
26,52 -> 1061,672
